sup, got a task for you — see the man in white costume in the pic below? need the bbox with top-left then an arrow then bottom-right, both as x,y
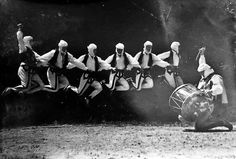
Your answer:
39,40 -> 88,92
68,43 -> 111,103
105,43 -> 140,91
157,41 -> 184,88
134,41 -> 170,90
2,24 -> 44,96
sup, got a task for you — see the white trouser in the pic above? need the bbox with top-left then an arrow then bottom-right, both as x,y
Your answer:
106,70 -> 129,91
43,68 -> 69,92
141,77 -> 153,89
14,65 -> 44,94
164,71 -> 183,88
133,68 -> 153,91
73,73 -> 103,99
116,78 -> 129,91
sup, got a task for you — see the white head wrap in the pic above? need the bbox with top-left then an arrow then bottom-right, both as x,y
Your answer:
143,41 -> 153,53
197,63 -> 215,77
87,43 -> 97,50
87,43 -> 97,56
171,41 -> 180,52
197,63 -> 211,72
23,36 -> 33,47
116,43 -> 124,49
58,40 -> 68,48
144,41 -> 153,47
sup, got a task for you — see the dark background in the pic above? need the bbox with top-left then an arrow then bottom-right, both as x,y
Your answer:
0,0 -> 236,125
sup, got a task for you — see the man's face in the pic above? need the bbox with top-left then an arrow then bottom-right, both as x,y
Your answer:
175,45 -> 180,54
117,48 -> 123,56
88,48 -> 97,57
61,46 -> 68,54
145,45 -> 152,53
199,71 -> 204,77
178,45 -> 180,53
93,48 -> 97,56
29,39 -> 34,47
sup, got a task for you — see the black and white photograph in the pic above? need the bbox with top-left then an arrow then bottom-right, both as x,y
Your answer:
0,0 -> 236,158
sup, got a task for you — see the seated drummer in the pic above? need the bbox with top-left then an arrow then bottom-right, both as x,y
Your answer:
178,47 -> 233,131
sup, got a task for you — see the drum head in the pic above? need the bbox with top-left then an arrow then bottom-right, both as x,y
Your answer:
181,93 -> 214,122
169,84 -> 197,113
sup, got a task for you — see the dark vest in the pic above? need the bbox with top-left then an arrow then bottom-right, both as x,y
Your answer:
20,46 -> 37,67
165,50 -> 174,64
203,73 -> 215,89
165,49 -> 181,64
110,52 -> 129,68
82,54 -> 99,72
137,52 -> 153,67
203,73 -> 222,102
49,49 -> 69,69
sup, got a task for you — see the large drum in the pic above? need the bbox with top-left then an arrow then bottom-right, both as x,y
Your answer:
169,84 -> 214,122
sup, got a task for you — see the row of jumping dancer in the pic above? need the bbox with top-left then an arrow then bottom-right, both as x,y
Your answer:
2,25 -> 184,104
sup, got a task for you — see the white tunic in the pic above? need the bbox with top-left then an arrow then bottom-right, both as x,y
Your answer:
157,50 -> 180,66
76,54 -> 111,71
134,52 -> 169,69
105,52 -> 139,70
39,50 -> 87,70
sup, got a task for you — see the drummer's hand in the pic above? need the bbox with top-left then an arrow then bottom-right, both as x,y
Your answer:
205,90 -> 213,97
200,89 -> 205,92
199,90 -> 205,96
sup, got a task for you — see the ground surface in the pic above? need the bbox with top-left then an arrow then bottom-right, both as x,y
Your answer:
1,123 -> 236,159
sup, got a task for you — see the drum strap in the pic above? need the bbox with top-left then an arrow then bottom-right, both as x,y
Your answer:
203,73 -> 223,103
203,73 -> 215,89
203,73 -> 215,83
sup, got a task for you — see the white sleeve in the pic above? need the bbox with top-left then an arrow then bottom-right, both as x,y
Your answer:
33,51 -> 40,59
210,75 -> 223,96
38,50 -> 55,66
67,55 -> 85,69
68,53 -> 87,70
77,54 -> 86,63
126,53 -> 140,67
105,54 -> 114,64
67,62 -> 76,69
98,57 -> 111,70
134,52 -> 141,61
16,31 -> 26,53
157,51 -> 170,60
199,54 -> 206,65
152,54 -> 170,68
